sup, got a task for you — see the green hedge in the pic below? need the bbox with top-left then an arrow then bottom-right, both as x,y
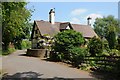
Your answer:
21,40 -> 31,49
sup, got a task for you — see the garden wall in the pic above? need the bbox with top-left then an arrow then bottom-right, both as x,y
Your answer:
26,49 -> 48,58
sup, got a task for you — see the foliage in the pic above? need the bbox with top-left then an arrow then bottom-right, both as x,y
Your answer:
101,51 -> 110,56
94,15 -> 119,38
106,29 -> 117,49
88,37 -> 103,56
49,51 -> 64,61
2,48 -> 15,55
100,49 -> 120,56
50,30 -> 86,67
2,2 -> 32,50
103,39 -> 110,51
107,59 -> 120,79
118,37 -> 120,44
99,39 -> 110,56
109,49 -> 120,56
69,47 -> 88,67
80,63 -> 91,71
21,39 -> 31,49
94,15 -> 120,49
8,48 -> 15,54
116,37 -> 120,50
52,30 -> 85,54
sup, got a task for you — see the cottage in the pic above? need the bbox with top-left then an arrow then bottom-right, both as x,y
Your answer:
31,9 -> 98,49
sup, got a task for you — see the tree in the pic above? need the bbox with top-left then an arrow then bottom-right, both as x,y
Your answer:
94,15 -> 120,49
2,2 -> 32,50
13,22 -> 33,49
94,15 -> 119,38
88,37 -> 103,56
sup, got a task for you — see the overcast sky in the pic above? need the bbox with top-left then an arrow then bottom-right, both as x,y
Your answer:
26,2 -> 118,26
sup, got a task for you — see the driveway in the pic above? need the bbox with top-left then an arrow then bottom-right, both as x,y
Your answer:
2,50 -> 94,79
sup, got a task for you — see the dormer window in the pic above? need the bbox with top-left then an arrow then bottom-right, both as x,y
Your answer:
59,22 -> 73,31
66,26 -> 70,29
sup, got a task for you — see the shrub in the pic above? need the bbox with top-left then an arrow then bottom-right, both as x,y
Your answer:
116,37 -> 120,50
14,40 -> 22,49
52,30 -> 85,54
89,60 -> 96,67
50,30 -> 86,64
103,39 -> 110,52
101,51 -> 109,56
112,59 -> 120,79
37,35 -> 54,49
88,36 -> 103,56
69,47 -> 88,67
80,63 -> 90,70
2,48 -> 15,55
109,49 -> 120,56
49,51 -> 64,61
8,48 -> 16,53
106,31 -> 117,49
21,39 -> 31,49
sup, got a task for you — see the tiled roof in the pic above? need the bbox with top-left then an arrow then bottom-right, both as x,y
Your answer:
72,24 -> 98,38
35,20 -> 60,37
33,20 -> 98,38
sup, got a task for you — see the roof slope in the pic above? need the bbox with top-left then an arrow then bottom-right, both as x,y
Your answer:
35,20 -> 60,37
72,24 -> 98,38
34,20 -> 98,38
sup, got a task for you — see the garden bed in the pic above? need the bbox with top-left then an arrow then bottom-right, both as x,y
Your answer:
26,49 -> 47,58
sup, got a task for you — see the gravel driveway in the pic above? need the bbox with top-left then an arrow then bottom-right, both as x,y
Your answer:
2,50 -> 94,79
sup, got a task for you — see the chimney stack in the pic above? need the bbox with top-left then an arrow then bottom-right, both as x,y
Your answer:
49,8 -> 55,24
87,17 -> 92,26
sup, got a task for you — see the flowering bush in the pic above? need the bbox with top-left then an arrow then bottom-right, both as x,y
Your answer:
37,35 -> 54,50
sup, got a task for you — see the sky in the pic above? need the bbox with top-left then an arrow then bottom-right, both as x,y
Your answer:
26,2 -> 118,26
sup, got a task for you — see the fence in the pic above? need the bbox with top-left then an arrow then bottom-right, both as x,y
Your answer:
84,56 -> 120,68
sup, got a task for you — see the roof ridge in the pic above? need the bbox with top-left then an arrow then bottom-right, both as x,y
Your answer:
72,23 -> 89,26
34,20 -> 90,26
